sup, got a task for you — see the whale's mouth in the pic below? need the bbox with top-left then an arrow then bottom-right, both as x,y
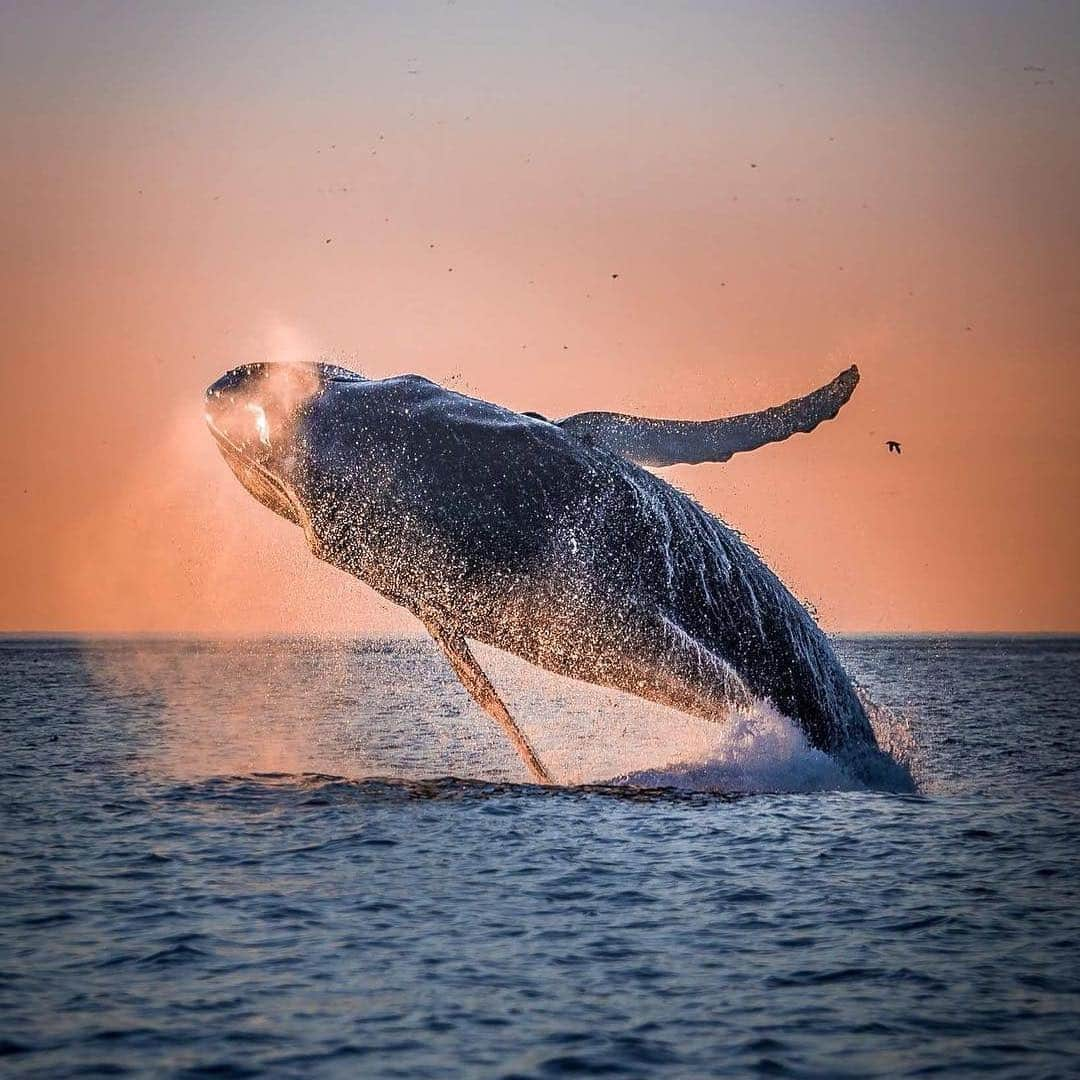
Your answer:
205,414 -> 303,527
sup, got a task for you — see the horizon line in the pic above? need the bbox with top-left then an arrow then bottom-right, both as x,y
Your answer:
2,629 -> 1078,641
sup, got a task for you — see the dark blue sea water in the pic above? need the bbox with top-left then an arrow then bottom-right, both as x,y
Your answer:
1,635 -> 1078,1077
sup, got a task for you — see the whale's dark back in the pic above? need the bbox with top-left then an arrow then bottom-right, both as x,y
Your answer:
542,443 -> 877,757
297,374 -> 890,777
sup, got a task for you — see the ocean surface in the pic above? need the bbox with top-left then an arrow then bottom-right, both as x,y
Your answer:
1,635 -> 1077,1077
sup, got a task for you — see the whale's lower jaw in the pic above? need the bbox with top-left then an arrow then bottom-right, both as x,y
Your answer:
206,421 -> 303,527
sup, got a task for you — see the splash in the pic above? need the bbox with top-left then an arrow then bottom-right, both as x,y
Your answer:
81,638 -> 348,777
609,693 -> 922,794
612,701 -> 857,793
857,686 -> 926,791
79,637 -> 919,794
434,644 -> 919,795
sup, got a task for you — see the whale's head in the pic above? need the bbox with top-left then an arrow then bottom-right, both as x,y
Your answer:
204,361 -> 570,593
204,361 -> 363,527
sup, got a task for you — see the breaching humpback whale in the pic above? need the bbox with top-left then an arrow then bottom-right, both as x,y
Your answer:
205,361 -> 913,791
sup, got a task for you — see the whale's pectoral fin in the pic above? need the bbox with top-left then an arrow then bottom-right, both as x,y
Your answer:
422,619 -> 554,785
556,365 -> 859,466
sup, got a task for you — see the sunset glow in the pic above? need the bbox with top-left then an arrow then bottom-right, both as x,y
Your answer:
2,1 -> 1077,635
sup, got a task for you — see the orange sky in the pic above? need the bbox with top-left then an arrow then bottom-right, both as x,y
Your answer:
2,1 -> 1078,635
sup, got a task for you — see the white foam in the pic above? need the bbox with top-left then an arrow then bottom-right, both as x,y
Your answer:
468,643 -> 921,794
610,700 -> 859,794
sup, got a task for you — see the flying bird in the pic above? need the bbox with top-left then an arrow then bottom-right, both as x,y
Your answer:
886,440 -> 901,454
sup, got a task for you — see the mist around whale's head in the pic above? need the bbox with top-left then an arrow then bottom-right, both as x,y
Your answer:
204,361 -> 364,527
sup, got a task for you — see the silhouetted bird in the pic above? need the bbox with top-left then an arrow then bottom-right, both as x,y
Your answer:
886,441 -> 901,454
